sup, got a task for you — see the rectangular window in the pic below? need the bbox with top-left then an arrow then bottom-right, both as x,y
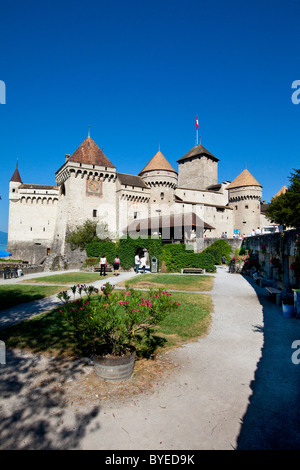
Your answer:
134,212 -> 138,219
93,209 -> 97,217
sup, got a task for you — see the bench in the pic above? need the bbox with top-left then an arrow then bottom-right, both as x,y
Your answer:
253,274 -> 263,284
181,268 -> 203,274
93,265 -> 113,273
265,282 -> 286,306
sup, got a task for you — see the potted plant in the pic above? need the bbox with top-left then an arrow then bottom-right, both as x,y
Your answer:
57,282 -> 180,381
281,293 -> 294,318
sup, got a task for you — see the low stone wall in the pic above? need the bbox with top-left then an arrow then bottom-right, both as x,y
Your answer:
242,229 -> 300,288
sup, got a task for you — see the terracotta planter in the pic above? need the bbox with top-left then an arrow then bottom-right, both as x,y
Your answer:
93,348 -> 136,381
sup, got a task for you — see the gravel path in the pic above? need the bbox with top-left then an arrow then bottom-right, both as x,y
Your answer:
1,267 -> 300,450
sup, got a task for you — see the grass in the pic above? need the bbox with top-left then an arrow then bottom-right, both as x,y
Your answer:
120,273 -> 214,292
0,290 -> 213,358
20,272 -> 113,285
0,285 -> 67,311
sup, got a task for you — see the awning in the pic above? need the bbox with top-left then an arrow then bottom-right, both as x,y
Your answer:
125,212 -> 215,235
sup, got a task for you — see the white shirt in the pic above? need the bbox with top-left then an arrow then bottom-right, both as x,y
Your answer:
100,257 -> 107,265
140,256 -> 146,267
135,255 -> 140,265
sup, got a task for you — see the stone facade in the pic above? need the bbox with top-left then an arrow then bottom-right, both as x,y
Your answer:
7,136 -> 273,266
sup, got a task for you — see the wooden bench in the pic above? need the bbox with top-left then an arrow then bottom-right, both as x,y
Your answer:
93,265 -> 113,273
253,274 -> 263,284
181,268 -> 203,274
265,282 -> 285,306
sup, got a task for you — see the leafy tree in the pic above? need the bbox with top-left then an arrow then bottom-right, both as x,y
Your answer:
266,169 -> 300,228
66,219 -> 99,250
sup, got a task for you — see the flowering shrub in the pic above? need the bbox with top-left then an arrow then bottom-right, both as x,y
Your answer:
57,283 -> 180,356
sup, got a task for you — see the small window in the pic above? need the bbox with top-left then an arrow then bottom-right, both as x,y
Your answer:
93,209 -> 97,217
245,205 -> 249,209
160,192 -> 164,199
235,206 -> 238,210
12,188 -> 15,193
134,212 -> 138,219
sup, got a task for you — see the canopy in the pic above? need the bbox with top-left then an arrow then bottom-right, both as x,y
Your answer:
0,251 -> 12,257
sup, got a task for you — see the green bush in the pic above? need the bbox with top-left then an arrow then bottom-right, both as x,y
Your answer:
201,239 -> 232,265
162,244 -> 216,272
118,237 -> 162,270
86,237 -> 163,270
85,241 -> 117,264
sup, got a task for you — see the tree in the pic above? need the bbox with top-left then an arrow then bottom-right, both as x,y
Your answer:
66,219 -> 99,250
266,169 -> 300,228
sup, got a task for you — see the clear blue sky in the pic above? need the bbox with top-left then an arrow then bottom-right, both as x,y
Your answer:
1,0 -> 300,233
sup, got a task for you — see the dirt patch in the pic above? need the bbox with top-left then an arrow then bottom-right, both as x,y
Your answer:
62,352 -> 181,408
19,348 -> 182,410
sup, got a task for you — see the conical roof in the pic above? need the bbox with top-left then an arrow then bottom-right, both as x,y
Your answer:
10,161 -> 22,183
68,137 -> 115,168
273,185 -> 288,199
226,169 -> 262,190
139,151 -> 177,175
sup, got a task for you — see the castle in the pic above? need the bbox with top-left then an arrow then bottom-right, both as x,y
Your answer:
7,135 -> 271,265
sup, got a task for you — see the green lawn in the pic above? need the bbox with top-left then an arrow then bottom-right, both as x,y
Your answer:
120,273 -> 214,292
0,291 -> 213,357
20,271 -> 113,285
0,285 -> 67,311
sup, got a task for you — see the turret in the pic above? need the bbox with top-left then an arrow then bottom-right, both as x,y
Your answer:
226,169 -> 262,236
139,150 -> 177,206
9,159 -> 23,201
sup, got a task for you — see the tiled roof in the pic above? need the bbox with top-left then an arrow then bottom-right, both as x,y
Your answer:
177,144 -> 219,163
10,168 -> 22,183
139,151 -> 177,174
68,137 -> 116,168
117,173 -> 149,189
273,185 -> 288,199
226,169 -> 262,190
126,213 -> 215,233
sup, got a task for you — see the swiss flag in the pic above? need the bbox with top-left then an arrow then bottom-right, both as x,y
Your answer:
196,115 -> 199,129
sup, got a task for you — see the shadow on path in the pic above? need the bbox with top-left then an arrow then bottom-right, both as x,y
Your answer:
0,349 -> 100,449
236,276 -> 300,449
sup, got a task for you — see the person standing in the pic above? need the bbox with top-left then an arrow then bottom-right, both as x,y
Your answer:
134,253 -> 140,274
113,255 -> 120,276
99,254 -> 107,276
139,253 -> 147,273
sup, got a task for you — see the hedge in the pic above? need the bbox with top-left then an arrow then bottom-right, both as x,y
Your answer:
200,239 -> 232,265
85,238 -> 219,272
162,244 -> 216,273
85,237 -> 162,270
85,241 -> 117,265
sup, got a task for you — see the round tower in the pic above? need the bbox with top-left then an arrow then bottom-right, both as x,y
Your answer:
226,169 -> 262,236
139,150 -> 177,208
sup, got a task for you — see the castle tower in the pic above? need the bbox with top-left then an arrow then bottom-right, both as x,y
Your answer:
177,144 -> 219,190
139,150 -> 177,212
226,169 -> 262,236
53,136 -> 117,255
7,160 -> 23,247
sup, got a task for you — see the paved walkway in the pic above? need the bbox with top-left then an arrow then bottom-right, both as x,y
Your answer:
1,267 -> 300,449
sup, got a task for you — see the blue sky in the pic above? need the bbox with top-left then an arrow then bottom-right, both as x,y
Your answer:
1,0 -> 300,233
